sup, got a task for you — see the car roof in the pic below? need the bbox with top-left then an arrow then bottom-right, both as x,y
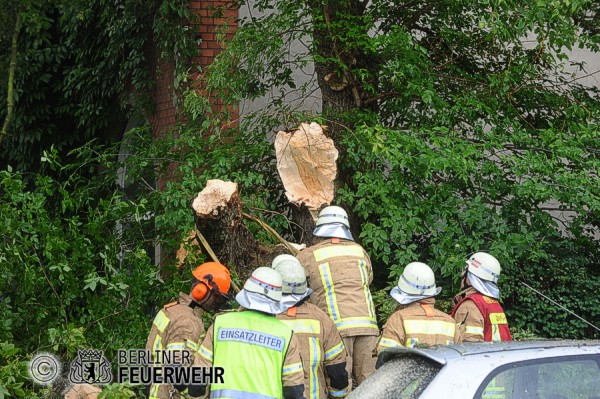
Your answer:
379,340 -> 600,366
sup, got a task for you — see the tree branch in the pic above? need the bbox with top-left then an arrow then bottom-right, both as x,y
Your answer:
0,14 -> 22,145
362,91 -> 422,106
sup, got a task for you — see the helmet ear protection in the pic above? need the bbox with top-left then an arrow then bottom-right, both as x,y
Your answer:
192,274 -> 225,301
191,279 -> 209,301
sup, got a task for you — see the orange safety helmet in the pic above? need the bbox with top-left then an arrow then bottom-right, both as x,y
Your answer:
191,262 -> 231,301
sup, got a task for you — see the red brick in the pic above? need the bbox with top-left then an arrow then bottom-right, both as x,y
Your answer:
150,0 -> 239,138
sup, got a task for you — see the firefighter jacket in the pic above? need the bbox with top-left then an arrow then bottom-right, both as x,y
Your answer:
297,238 -> 378,338
451,287 -> 512,342
277,300 -> 350,399
377,298 -> 461,353
145,292 -> 204,399
191,309 -> 306,399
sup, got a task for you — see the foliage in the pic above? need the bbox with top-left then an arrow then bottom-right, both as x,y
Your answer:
98,383 -> 137,399
0,120 -> 289,395
0,342 -> 44,399
0,139 -> 198,396
510,328 -> 543,341
1,2 -> 599,398
0,0 -> 199,171
205,0 -> 600,338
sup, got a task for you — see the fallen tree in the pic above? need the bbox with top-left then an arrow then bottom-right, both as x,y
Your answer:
190,179 -> 287,278
184,122 -> 338,280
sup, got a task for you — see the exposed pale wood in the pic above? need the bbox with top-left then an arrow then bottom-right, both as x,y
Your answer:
63,384 -> 101,399
191,179 -> 284,279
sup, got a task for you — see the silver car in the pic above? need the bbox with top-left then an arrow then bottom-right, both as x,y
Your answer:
349,340 -> 600,399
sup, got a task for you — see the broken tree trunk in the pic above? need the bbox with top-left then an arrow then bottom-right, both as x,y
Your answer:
191,179 -> 287,279
275,122 -> 339,247
186,123 -> 340,279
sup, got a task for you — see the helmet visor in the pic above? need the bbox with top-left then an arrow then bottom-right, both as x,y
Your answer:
280,288 -> 313,310
390,286 -> 441,305
468,271 -> 500,299
313,223 -> 354,241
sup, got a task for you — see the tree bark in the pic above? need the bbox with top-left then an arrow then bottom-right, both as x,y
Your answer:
191,180 -> 288,279
309,0 -> 375,240
289,203 -> 320,247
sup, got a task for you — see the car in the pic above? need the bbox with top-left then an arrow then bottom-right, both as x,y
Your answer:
348,340 -> 600,399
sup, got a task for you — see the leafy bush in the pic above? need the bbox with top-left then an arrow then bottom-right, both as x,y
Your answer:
0,138 -> 195,395
0,343 -> 44,399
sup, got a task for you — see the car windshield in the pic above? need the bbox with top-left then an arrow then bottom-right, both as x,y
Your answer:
349,355 -> 442,399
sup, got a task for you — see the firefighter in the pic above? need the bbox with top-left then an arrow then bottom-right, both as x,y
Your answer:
272,255 -> 350,399
189,267 -> 306,399
451,252 -> 512,342
296,206 -> 378,385
145,262 -> 231,399
377,262 -> 462,354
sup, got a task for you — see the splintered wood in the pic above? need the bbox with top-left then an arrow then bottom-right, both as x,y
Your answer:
275,122 -> 338,220
190,179 -> 265,277
192,180 -> 239,218
64,384 -> 101,399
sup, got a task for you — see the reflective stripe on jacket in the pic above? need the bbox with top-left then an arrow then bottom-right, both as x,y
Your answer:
451,289 -> 512,342
194,310 -> 305,399
277,302 -> 349,399
145,292 -> 203,399
297,239 -> 378,337
377,298 -> 462,353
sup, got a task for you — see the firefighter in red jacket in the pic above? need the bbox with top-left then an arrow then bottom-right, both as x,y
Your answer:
451,252 -> 512,342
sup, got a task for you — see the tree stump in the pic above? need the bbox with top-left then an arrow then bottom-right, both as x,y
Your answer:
191,180 -> 286,279
189,123 -> 339,279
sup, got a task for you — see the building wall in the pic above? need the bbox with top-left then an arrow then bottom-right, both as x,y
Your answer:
237,3 -> 322,126
149,1 -> 239,138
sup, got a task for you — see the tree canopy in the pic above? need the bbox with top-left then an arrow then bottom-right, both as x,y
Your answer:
207,0 -> 600,338
0,0 -> 599,397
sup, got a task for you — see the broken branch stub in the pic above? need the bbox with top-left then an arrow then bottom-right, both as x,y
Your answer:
191,179 -> 285,279
275,122 -> 338,246
192,180 -> 239,219
275,122 -> 338,219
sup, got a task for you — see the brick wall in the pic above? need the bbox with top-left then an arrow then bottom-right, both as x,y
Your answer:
149,1 -> 239,138
148,55 -> 177,137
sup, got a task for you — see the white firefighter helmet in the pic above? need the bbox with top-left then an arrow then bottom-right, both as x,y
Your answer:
315,206 -> 350,228
397,262 -> 441,297
242,267 -> 283,302
271,254 -> 299,270
273,259 -> 307,295
467,252 -> 501,283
